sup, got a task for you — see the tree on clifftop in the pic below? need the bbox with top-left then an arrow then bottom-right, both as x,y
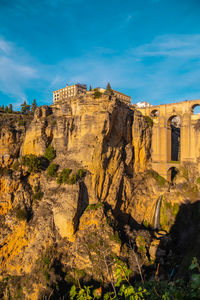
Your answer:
106,82 -> 112,91
31,99 -> 37,113
8,104 -> 13,113
106,82 -> 114,96
21,101 -> 30,114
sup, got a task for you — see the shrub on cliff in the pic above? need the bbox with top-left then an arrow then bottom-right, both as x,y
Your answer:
21,154 -> 41,173
147,170 -> 166,186
76,168 -> 86,179
57,168 -> 72,184
14,207 -> 28,221
145,116 -> 153,127
32,186 -> 44,202
68,173 -> 77,185
94,90 -> 102,98
44,145 -> 56,162
47,163 -> 59,178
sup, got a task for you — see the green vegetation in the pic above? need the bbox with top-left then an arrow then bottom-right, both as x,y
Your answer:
106,82 -> 112,91
17,119 -> 25,126
105,82 -> 114,95
76,168 -> 86,179
197,177 -> 200,184
38,248 -> 55,283
0,104 -> 13,113
68,173 -> 77,185
145,116 -> 153,127
69,258 -> 200,299
57,168 -> 72,184
136,235 -> 146,253
85,203 -> 103,212
147,170 -> 166,186
47,163 -> 59,178
142,219 -> 149,228
21,100 -> 30,114
14,207 -> 28,221
69,262 -> 148,300
109,232 -> 121,244
57,168 -> 86,185
32,186 -> 44,202
169,160 -> 180,164
94,90 -> 102,98
160,201 -> 180,232
31,99 -> 37,113
44,145 -> 56,162
21,154 -> 41,173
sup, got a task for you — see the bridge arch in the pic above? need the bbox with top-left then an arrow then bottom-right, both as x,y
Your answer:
191,104 -> 200,114
167,166 -> 179,183
167,115 -> 181,162
150,109 -> 159,118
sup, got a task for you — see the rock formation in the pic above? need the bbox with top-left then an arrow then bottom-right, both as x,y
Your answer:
0,94 -> 199,299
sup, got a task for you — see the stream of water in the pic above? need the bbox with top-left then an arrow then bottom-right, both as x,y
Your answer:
154,195 -> 162,230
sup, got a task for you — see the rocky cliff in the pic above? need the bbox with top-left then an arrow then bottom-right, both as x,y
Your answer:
0,94 -> 199,299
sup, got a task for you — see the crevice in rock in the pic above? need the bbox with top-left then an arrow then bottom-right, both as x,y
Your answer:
73,181 -> 89,233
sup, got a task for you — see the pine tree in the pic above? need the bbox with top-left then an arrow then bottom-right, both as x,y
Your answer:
21,101 -> 30,114
89,85 -> 92,91
106,82 -> 112,91
8,104 -> 13,113
31,99 -> 37,113
5,105 -> 8,113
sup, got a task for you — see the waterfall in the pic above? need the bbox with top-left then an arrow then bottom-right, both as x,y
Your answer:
154,195 -> 162,230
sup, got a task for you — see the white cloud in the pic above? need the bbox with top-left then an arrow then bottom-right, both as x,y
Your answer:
132,34 -> 200,57
0,38 -> 38,107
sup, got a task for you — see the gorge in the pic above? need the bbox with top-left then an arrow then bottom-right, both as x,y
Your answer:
0,92 -> 200,299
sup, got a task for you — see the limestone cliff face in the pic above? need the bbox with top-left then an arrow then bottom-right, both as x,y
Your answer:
0,95 -> 197,299
0,114 -> 32,157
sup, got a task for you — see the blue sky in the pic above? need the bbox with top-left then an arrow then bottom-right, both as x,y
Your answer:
1,0 -> 200,108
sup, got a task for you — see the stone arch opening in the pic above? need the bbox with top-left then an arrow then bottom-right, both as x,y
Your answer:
150,109 -> 159,117
167,115 -> 181,161
167,167 -> 178,183
192,104 -> 200,114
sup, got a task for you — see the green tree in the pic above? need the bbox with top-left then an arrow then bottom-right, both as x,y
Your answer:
31,99 -> 37,113
57,168 -> 72,184
44,145 -> 56,162
21,154 -> 41,173
89,85 -> 92,91
106,82 -> 112,91
8,104 -> 13,113
4,105 -> 8,113
21,101 -> 30,114
47,163 -> 59,178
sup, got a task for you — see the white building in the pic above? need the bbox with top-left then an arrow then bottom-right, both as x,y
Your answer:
53,83 -> 87,103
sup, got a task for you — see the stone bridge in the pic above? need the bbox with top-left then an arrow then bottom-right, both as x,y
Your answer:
137,99 -> 200,181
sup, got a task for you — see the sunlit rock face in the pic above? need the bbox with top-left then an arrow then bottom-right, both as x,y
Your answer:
1,94 -> 196,299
